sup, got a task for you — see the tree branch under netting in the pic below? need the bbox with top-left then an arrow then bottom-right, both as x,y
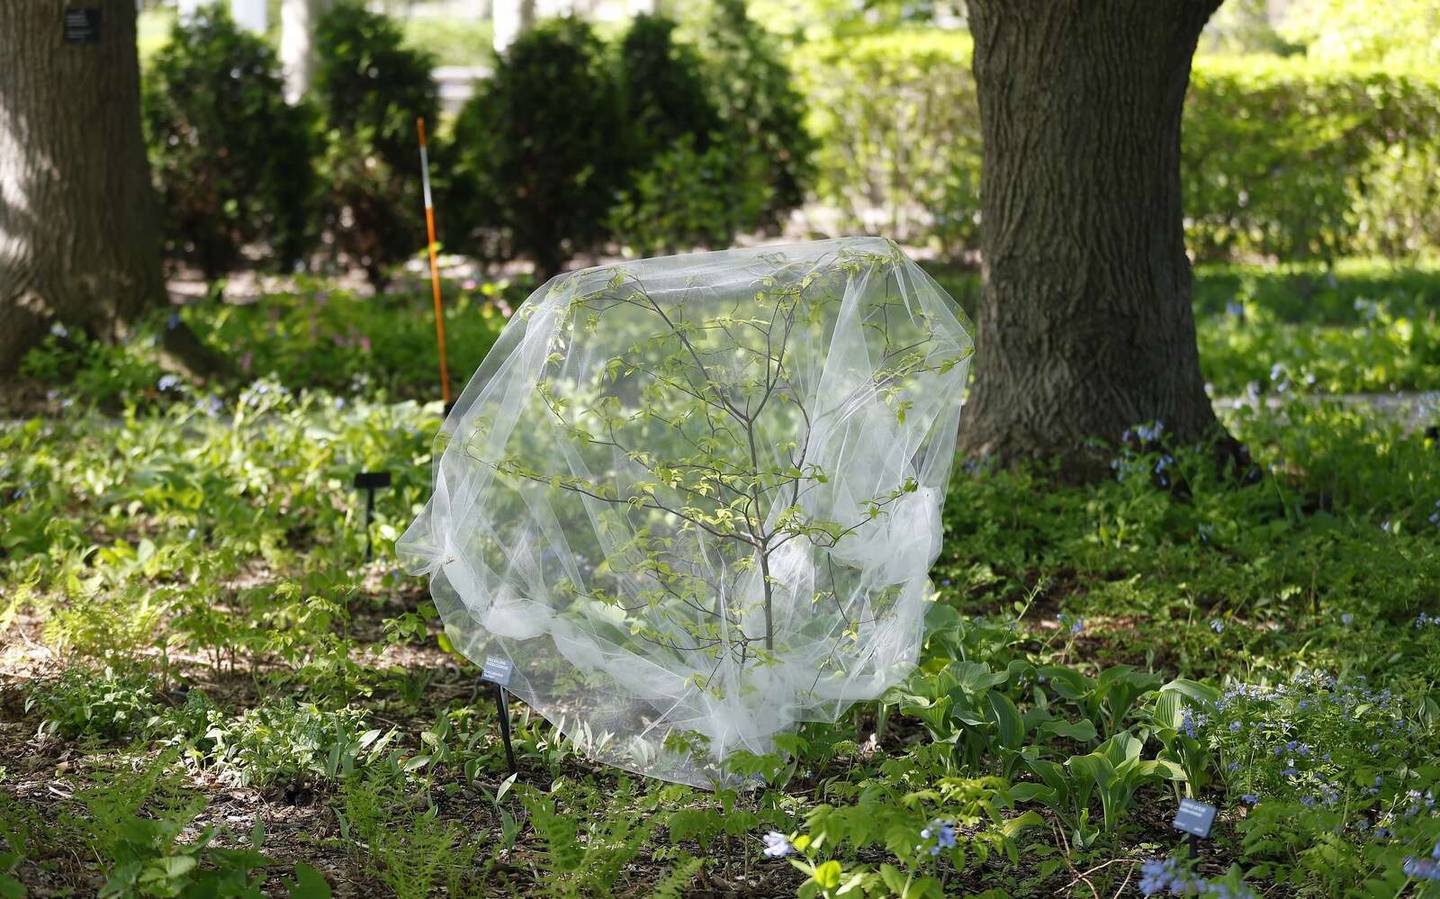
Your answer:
401,237 -> 973,786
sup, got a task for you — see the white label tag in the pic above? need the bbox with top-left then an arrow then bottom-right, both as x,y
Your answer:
482,656 -> 514,687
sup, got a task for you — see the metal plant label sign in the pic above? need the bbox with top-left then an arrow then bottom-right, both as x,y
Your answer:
482,656 -> 515,687
62,7 -> 100,44
1173,798 -> 1217,838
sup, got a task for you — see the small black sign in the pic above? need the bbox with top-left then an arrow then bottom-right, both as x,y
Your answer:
353,471 -> 393,490
1173,798 -> 1217,838
482,656 -> 514,687
63,7 -> 101,44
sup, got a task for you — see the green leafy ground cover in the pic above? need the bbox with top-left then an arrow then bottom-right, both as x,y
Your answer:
2,262 -> 1439,897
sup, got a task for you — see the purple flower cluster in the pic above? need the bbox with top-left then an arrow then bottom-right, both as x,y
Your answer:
761,831 -> 792,858
1122,420 -> 1165,445
919,819 -> 957,856
1180,708 -> 1209,740
1139,858 -> 1255,898
1213,672 -> 1425,816
1402,843 -> 1440,881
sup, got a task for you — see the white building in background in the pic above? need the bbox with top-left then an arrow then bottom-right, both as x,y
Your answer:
176,0 -> 656,46
231,0 -> 267,32
177,0 -> 267,32
174,0 -> 657,105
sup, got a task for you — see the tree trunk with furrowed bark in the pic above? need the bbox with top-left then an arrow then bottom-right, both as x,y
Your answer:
958,0 -> 1228,473
0,0 -> 166,375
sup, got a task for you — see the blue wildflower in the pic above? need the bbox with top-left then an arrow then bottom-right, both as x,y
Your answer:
920,819 -> 957,856
1210,619 -> 1224,634
1241,794 -> 1259,805
1341,613 -> 1353,626
1139,858 -> 1179,896
1134,420 -> 1164,444
1403,856 -> 1440,881
761,831 -> 792,858
157,374 -> 182,392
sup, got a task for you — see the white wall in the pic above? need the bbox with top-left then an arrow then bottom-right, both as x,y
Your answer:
231,0 -> 267,32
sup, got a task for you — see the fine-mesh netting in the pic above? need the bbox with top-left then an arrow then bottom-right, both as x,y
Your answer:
399,237 -> 974,786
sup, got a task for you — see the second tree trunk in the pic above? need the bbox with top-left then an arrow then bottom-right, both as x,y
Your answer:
958,0 -> 1223,469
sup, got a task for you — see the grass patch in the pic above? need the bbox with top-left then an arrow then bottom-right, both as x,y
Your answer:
3,260 -> 1438,897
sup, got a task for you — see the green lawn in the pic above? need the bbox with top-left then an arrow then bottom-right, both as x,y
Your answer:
2,261 -> 1438,897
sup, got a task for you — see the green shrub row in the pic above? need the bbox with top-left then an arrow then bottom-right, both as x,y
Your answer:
794,29 -> 1440,263
143,2 -> 811,284
145,2 -> 436,289
1186,58 -> 1440,262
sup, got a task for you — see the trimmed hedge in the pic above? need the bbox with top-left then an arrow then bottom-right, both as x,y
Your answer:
794,30 -> 1440,263
796,30 -> 980,258
1186,58 -> 1440,262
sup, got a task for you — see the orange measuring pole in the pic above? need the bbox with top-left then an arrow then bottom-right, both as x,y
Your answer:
417,117 -> 452,408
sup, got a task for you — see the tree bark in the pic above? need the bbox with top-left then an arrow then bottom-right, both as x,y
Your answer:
0,0 -> 164,375
958,0 -> 1225,472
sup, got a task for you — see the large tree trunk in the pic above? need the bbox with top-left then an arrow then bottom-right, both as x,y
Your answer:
958,0 -> 1225,471
0,0 -> 164,375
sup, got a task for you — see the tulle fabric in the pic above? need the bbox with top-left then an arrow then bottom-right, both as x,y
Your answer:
400,237 -> 973,786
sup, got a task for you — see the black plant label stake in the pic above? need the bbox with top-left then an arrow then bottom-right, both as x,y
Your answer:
1172,796 -> 1216,857
353,471 -> 392,563
1173,797 -> 1216,839
482,656 -> 518,776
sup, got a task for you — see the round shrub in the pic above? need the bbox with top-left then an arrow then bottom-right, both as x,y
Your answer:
607,134 -> 772,257
616,14 -> 721,168
312,2 -> 438,288
451,19 -> 625,278
143,3 -> 316,281
691,0 -> 816,223
607,13 -> 770,257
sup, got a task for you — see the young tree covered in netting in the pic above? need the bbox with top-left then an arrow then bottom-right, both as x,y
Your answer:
402,238 -> 973,785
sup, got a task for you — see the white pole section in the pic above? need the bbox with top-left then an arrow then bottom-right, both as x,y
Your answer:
231,0 -> 267,33
492,0 -> 535,54
280,0 -> 329,102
